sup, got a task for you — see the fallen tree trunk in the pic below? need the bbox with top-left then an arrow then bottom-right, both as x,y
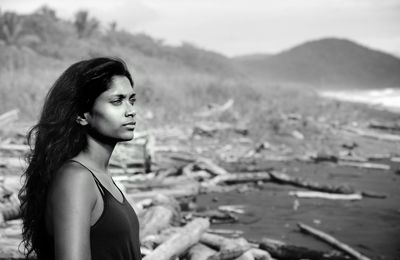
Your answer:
368,121 -> 400,132
1,205 -> 21,222
297,222 -> 371,260
344,127 -> 400,142
143,218 -> 210,260
259,237 -> 350,260
207,172 -> 272,186
139,205 -> 177,240
126,183 -> 200,200
187,243 -> 217,260
289,191 -> 362,200
269,171 -> 354,194
337,161 -> 390,171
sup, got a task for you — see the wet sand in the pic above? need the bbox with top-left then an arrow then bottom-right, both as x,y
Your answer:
197,160 -> 400,260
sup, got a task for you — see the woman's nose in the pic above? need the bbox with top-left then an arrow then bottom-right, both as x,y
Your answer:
125,103 -> 136,117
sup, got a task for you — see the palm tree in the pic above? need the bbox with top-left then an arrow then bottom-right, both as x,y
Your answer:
0,11 -> 39,47
74,10 -> 99,38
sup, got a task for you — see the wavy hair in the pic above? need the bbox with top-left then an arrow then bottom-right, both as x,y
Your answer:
18,57 -> 133,259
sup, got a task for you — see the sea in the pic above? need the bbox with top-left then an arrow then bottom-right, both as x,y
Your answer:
318,88 -> 400,114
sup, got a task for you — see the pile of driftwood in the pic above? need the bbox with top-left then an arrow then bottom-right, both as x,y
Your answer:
0,153 -> 379,259
0,108 -> 392,259
132,193 -> 371,260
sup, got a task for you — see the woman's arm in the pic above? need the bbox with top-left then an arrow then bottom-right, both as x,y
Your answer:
48,164 -> 97,260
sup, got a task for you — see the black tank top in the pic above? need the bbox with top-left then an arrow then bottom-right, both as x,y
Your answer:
77,160 -> 142,260
48,160 -> 142,260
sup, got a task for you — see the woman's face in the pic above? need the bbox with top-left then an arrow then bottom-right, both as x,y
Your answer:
85,75 -> 136,142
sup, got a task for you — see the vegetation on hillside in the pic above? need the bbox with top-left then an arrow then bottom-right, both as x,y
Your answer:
0,6 -> 248,117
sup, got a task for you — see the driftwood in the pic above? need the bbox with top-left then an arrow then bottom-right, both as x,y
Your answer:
0,144 -> 29,152
126,183 -> 200,200
193,209 -> 238,224
0,157 -> 26,169
337,161 -> 390,171
259,237 -> 350,260
207,229 -> 244,238
195,158 -> 230,176
201,234 -> 252,260
187,243 -> 217,260
0,204 -> 21,223
368,121 -> 400,132
123,176 -> 196,190
143,218 -> 210,260
269,171 -> 354,194
289,191 -> 362,200
344,127 -> 400,142
0,109 -> 19,128
297,223 -> 371,260
139,205 -> 177,240
206,172 -> 271,186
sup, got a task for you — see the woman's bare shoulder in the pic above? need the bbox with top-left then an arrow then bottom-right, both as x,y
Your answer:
47,161 -> 97,208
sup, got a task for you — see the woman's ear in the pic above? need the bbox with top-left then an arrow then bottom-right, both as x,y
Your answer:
76,113 -> 89,126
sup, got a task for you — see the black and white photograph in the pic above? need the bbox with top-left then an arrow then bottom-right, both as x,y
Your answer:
0,0 -> 399,259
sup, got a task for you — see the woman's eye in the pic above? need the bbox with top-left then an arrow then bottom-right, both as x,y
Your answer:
129,98 -> 136,105
111,100 -> 122,105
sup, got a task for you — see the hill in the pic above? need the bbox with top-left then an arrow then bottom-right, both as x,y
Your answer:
235,38 -> 400,88
0,7 -> 249,120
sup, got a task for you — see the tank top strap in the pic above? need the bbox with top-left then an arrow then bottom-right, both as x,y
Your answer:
67,159 -> 106,197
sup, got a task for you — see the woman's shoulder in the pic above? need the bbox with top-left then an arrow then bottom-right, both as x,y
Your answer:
47,160 -> 97,206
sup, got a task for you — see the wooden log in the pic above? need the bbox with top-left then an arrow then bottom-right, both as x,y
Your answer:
391,157 -> 400,163
235,251 -> 255,260
248,248 -> 272,260
206,237 -> 252,260
0,109 -> 19,127
123,176 -> 197,190
200,233 -> 231,249
209,172 -> 272,185
195,158 -> 230,175
0,143 -> 30,152
0,157 -> 26,169
259,237 -> 350,260
139,205 -> 176,240
1,204 -> 21,222
368,121 -> 400,131
344,127 -> 400,142
126,183 -> 200,201
297,223 -> 371,260
269,171 -> 354,194
360,191 -> 387,199
218,205 -> 245,215
337,161 -> 390,171
142,227 -> 182,249
193,209 -> 238,223
143,218 -> 210,260
206,229 -> 244,238
289,191 -> 362,200
187,243 -> 217,260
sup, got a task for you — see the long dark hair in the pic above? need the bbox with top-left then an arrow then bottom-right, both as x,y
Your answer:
18,57 -> 133,259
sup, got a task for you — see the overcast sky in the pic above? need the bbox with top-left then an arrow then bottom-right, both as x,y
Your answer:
1,0 -> 399,57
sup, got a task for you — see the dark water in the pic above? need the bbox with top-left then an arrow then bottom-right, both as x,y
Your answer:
197,160 -> 400,260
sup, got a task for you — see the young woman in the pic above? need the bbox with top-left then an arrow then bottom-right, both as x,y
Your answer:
18,57 -> 141,260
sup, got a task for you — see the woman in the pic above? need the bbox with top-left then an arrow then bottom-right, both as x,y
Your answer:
18,57 -> 141,260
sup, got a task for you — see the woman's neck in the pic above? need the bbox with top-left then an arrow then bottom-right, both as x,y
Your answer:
78,134 -> 116,173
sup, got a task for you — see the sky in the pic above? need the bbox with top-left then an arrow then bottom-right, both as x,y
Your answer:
1,0 -> 400,57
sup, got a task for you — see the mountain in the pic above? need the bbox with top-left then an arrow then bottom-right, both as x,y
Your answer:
235,38 -> 400,88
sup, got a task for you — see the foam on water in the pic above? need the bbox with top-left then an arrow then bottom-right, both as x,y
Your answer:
319,88 -> 400,113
